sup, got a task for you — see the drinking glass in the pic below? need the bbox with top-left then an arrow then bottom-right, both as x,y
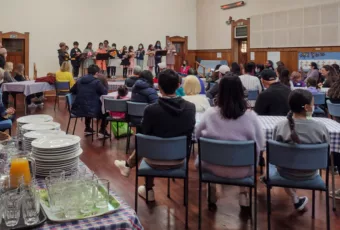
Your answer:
61,183 -> 80,218
22,187 -> 40,225
95,179 -> 109,209
49,169 -> 65,181
45,176 -> 64,214
3,189 -> 23,227
0,194 -> 4,225
79,179 -> 96,214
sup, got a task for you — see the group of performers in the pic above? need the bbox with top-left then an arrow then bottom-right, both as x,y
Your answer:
57,40 -> 177,78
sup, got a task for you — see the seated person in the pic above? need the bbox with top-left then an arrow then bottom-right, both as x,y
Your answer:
205,64 -> 221,91
114,69 -> 195,201
70,64 -> 109,138
291,71 -> 305,88
179,60 -> 190,75
56,61 -> 75,88
187,68 -> 205,95
131,70 -> 158,104
125,66 -> 142,87
2,62 -> 17,108
110,85 -> 130,119
254,69 -> 291,116
14,63 -> 43,108
206,65 -> 230,99
195,75 -> 264,207
0,68 -> 15,125
272,89 -> 329,211
182,75 -> 210,112
306,77 -> 320,94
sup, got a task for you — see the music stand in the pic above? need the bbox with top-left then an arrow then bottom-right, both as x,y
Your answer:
96,53 -> 110,60
155,50 -> 167,56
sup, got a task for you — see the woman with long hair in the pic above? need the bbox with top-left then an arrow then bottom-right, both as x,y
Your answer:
146,44 -> 155,72
166,40 -> 176,70
195,74 -> 264,207
154,40 -> 162,75
128,46 -> 135,76
120,46 -> 129,78
95,42 -> 107,73
83,42 -> 95,75
231,62 -> 241,76
320,65 -> 338,87
136,43 -> 145,68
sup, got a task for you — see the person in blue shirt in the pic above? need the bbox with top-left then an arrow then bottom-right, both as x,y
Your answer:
187,68 -> 206,95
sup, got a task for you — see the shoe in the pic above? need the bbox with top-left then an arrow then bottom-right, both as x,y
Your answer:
207,184 -> 217,204
28,103 -> 37,108
84,127 -> 95,136
98,130 -> 111,139
294,196 -> 308,211
329,189 -> 340,200
114,160 -> 131,177
37,102 -> 44,108
138,185 -> 155,202
239,192 -> 250,208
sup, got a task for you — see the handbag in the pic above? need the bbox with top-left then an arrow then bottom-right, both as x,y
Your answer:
111,122 -> 134,138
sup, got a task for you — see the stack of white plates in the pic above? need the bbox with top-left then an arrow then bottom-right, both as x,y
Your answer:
23,130 -> 66,152
21,122 -> 61,137
17,115 -> 53,138
31,135 -> 82,177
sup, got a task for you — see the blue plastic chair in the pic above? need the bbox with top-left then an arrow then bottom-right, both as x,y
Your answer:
266,140 -> 330,230
54,81 -> 70,111
126,101 -> 148,154
248,89 -> 259,101
198,138 -> 257,230
135,134 -> 189,229
102,98 -> 128,146
327,100 -> 340,117
312,93 -> 326,116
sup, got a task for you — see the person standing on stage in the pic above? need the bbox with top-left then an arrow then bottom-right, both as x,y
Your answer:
146,44 -> 155,72
107,43 -> 120,78
128,46 -> 135,76
166,40 -> 176,70
136,43 -> 145,69
95,42 -> 107,73
70,41 -> 82,78
154,41 -> 162,76
120,46 -> 130,78
103,40 -> 111,78
83,42 -> 95,75
58,42 -> 69,66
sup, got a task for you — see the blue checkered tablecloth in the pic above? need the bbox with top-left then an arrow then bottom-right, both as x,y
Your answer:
258,116 -> 340,153
35,162 -> 144,230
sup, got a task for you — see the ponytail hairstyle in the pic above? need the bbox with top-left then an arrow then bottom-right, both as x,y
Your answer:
287,89 -> 313,143
117,85 -> 128,99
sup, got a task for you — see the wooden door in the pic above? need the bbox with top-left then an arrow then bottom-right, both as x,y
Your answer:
0,32 -> 30,76
238,39 -> 248,65
166,36 -> 188,71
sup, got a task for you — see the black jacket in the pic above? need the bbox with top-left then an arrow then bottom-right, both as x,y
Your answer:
131,79 -> 158,104
58,49 -> 70,66
70,48 -> 82,67
254,82 -> 291,116
0,55 -> 5,69
142,97 -> 196,138
70,74 -> 108,117
125,76 -> 139,88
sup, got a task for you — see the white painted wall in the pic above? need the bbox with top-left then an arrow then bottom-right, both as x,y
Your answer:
196,0 -> 340,49
1,0 -> 197,76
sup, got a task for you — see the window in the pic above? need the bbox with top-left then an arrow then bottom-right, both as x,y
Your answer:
241,41 -> 247,53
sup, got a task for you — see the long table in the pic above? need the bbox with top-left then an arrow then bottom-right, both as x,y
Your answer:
36,161 -> 144,230
108,81 -> 158,91
1,81 -> 55,115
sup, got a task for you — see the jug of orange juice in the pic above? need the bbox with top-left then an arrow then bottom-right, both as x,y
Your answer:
9,154 -> 35,187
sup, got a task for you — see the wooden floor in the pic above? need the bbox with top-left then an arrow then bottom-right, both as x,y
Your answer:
12,96 -> 340,230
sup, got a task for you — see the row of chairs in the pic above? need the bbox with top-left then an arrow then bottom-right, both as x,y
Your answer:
135,134 -> 331,230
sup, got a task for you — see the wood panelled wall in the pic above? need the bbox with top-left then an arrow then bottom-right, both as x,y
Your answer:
250,47 -> 340,73
187,49 -> 232,67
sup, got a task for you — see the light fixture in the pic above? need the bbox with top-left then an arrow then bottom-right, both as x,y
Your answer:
221,1 -> 245,10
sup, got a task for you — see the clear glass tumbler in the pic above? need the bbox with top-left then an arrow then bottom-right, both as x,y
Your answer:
3,189 -> 23,227
22,188 -> 40,225
95,179 -> 109,209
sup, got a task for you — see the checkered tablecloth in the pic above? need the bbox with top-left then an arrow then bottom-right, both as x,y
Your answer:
258,116 -> 340,153
35,162 -> 144,230
108,81 -> 158,92
1,81 -> 55,96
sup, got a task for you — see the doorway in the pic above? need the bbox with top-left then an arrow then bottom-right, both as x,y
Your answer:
166,36 -> 188,72
238,39 -> 248,65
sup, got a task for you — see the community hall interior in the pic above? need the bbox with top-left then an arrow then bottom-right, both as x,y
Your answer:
2,0 -> 340,229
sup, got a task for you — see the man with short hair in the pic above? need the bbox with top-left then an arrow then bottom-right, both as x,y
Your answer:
58,42 -> 69,66
115,69 -> 196,201
254,69 -> 291,116
206,65 -> 230,99
70,41 -> 82,77
239,62 -> 262,107
125,66 -> 142,87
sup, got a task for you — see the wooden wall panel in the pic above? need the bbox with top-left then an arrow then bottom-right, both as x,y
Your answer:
252,51 -> 267,66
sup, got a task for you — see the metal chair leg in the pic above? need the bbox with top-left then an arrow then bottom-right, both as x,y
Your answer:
254,185 -> 257,230
116,121 -> 119,140
66,117 -> 71,134
249,187 -> 253,215
198,181 -> 202,230
326,189 -> 330,230
267,186 -> 271,230
167,178 -> 170,198
312,190 -> 315,219
331,152 -> 336,211
126,126 -> 131,154
72,118 -> 78,135
54,95 -> 57,111
185,178 -> 188,229
135,175 -> 138,212
109,122 -> 112,142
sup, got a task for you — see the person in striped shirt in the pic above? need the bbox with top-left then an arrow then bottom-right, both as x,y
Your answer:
239,62 -> 262,107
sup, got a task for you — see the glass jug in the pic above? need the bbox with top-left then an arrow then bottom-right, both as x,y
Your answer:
9,154 -> 35,187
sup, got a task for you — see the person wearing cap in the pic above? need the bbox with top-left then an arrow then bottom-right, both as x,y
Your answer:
0,48 -> 7,69
58,42 -> 69,66
239,62 -> 262,107
70,41 -> 82,78
206,65 -> 230,99
254,69 -> 291,116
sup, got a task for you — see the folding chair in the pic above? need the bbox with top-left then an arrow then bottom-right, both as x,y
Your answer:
54,81 -> 70,111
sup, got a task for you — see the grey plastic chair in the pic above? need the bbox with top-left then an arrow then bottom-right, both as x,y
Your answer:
102,98 -> 128,146
327,100 -> 340,117
247,89 -> 259,101
126,101 -> 148,154
198,138 -> 257,230
54,81 -> 70,111
266,140 -> 330,230
135,134 -> 189,229
313,93 -> 326,116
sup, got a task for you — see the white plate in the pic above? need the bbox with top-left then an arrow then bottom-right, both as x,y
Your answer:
22,122 -> 61,131
33,144 -> 79,152
17,115 -> 53,124
33,148 -> 82,162
31,135 -> 80,149
24,130 -> 66,139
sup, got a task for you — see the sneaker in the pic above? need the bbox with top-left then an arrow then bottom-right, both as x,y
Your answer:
114,160 -> 131,177
28,103 -> 37,108
294,196 -> 308,211
98,130 -> 111,139
37,102 -> 44,108
84,127 -> 95,136
239,192 -> 250,208
138,185 -> 155,202
329,189 -> 340,200
207,184 -> 217,204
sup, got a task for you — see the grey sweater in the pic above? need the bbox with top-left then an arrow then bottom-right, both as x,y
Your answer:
273,118 -> 329,180
4,71 -> 16,83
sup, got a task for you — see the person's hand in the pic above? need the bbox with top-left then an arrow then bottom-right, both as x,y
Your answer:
6,107 -> 15,115
318,82 -> 323,88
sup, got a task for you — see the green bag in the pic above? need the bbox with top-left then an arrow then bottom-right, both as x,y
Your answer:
111,122 -> 134,138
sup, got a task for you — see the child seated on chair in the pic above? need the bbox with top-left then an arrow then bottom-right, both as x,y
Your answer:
272,89 -> 329,211
110,85 -> 130,119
